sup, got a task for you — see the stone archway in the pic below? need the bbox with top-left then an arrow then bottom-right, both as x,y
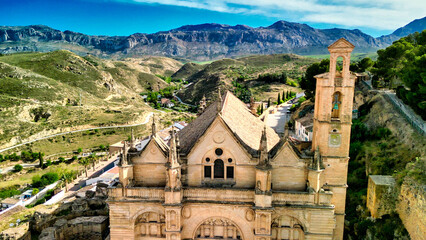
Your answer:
193,217 -> 243,239
134,211 -> 165,239
271,215 -> 305,240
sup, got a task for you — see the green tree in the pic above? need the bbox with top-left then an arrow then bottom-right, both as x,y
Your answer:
77,148 -> 83,154
13,164 -> 23,172
58,157 -> 65,163
32,188 -> 39,195
277,93 -> 281,105
79,157 -> 90,177
260,103 -> 264,114
372,30 -> 426,119
300,59 -> 329,100
61,170 -> 75,192
38,152 -> 44,168
21,151 -> 33,162
267,98 -> 271,108
358,57 -> 374,72
88,153 -> 97,171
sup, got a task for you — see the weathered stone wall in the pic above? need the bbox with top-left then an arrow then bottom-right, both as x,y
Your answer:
0,223 -> 31,240
38,216 -> 109,240
397,182 -> 425,240
30,198 -> 108,234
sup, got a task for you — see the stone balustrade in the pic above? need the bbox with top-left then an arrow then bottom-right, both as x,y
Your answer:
108,187 -> 333,206
272,191 -> 333,206
183,188 -> 255,202
107,187 -> 165,201
272,191 -> 315,205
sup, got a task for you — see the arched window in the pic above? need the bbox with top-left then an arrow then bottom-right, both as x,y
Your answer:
272,215 -> 304,240
203,148 -> 235,183
331,92 -> 342,119
214,159 -> 224,178
135,212 -> 165,238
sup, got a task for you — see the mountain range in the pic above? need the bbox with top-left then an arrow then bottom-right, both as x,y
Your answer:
0,17 -> 425,60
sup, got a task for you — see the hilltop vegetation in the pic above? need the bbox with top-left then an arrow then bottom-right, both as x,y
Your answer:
344,90 -> 425,239
176,54 -> 314,104
0,50 -> 183,148
372,30 -> 426,119
0,50 -> 316,150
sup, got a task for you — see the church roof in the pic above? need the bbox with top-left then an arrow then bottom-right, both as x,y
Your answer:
178,91 -> 280,156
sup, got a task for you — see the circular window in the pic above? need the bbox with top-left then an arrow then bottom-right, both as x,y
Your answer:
228,158 -> 233,163
206,158 -> 210,162
215,148 -> 223,156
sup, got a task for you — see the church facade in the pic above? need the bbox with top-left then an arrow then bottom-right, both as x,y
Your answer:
107,38 -> 356,240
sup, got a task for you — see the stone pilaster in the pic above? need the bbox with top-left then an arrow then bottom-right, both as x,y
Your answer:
164,206 -> 182,240
254,209 -> 272,240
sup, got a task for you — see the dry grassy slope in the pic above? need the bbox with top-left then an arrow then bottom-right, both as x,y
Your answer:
176,54 -> 315,104
0,51 -> 182,148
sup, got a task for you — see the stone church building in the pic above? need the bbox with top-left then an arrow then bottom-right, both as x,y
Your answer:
107,38 -> 356,240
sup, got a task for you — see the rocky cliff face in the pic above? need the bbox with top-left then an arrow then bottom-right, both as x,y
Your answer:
2,18 -> 424,60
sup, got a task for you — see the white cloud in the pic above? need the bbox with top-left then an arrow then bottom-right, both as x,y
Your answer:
113,0 -> 426,30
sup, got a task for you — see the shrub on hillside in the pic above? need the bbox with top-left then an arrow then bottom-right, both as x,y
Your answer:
0,185 -> 21,199
32,172 -> 59,188
13,164 -> 23,172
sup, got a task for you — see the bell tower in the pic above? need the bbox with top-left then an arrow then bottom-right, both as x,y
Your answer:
312,38 -> 356,240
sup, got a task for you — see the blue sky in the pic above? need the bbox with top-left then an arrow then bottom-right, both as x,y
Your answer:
0,0 -> 424,37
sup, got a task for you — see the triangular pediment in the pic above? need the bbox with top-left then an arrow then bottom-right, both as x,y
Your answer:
178,91 -> 280,156
328,38 -> 355,50
271,141 -> 301,165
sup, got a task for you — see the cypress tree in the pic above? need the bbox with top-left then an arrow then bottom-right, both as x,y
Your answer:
39,152 -> 43,168
277,93 -> 280,105
260,103 -> 264,114
267,98 -> 271,108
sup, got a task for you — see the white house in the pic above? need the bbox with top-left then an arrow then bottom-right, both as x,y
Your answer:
295,112 -> 313,142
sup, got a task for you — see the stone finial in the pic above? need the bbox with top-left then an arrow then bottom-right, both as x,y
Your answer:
151,114 -> 157,136
217,87 -> 222,112
284,124 -> 289,139
313,146 -> 322,170
258,125 -> 270,168
120,141 -> 128,166
168,126 -> 180,169
198,95 -> 207,115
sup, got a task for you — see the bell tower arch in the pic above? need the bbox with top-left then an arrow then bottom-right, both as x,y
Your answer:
311,38 -> 356,240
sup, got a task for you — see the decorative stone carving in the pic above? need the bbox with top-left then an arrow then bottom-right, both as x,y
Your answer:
213,131 -> 225,144
271,215 -> 304,240
328,133 -> 341,147
135,212 -> 165,238
194,217 -> 242,239
182,206 -> 191,219
245,209 -> 255,222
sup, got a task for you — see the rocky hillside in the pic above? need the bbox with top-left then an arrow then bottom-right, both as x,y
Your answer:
1,17 -> 424,60
176,54 -> 315,104
0,51 -> 182,148
377,16 -> 426,43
